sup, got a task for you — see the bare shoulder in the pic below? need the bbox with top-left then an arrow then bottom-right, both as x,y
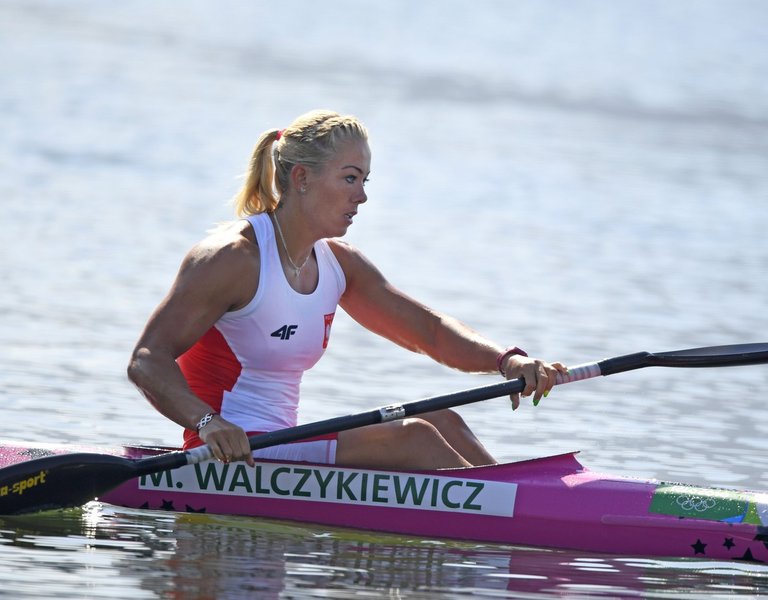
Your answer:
326,238 -> 383,283
175,220 -> 260,311
184,221 -> 257,267
326,237 -> 356,260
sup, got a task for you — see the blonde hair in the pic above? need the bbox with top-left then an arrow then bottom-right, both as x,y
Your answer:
233,110 -> 369,217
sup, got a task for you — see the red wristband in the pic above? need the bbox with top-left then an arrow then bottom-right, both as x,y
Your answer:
496,346 -> 528,375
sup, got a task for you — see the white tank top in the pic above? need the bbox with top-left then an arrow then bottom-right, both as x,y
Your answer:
178,213 -> 346,438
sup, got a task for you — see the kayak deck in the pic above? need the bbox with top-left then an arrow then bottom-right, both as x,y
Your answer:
1,440 -> 766,562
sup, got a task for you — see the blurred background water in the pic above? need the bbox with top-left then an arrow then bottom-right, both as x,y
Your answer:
1,0 -> 767,597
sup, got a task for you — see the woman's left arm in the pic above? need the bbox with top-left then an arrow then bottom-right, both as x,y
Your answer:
330,241 -> 566,406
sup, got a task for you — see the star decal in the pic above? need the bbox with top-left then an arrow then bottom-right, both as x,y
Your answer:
160,499 -> 175,511
185,504 -> 207,513
691,539 -> 707,555
738,548 -> 757,562
723,538 -> 736,550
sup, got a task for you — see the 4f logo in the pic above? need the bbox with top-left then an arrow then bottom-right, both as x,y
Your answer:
271,324 -> 298,340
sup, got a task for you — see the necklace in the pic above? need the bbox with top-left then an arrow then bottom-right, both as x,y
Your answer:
272,212 -> 310,278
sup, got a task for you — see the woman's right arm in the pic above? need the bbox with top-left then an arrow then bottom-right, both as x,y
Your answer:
127,231 -> 258,464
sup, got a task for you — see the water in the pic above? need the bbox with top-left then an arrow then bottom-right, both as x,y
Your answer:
1,0 -> 767,597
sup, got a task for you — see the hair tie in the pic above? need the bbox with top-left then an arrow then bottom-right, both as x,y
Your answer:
276,129 -> 284,141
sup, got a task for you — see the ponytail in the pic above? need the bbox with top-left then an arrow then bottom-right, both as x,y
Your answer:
232,129 -> 282,217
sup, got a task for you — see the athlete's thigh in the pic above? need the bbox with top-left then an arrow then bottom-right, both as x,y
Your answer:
335,420 -> 418,466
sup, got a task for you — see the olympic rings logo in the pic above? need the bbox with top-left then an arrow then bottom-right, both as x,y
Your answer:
676,495 -> 717,512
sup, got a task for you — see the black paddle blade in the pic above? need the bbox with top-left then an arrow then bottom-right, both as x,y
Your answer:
0,453 -> 139,515
652,343 -> 768,367
598,343 -> 768,376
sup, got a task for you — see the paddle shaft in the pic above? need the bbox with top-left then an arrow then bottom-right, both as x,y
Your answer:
79,356 -> 603,478
102,357 -> 630,476
179,342 -> 768,466
1,342 -> 766,514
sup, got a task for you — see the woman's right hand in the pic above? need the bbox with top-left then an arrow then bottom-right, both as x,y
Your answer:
198,415 -> 255,466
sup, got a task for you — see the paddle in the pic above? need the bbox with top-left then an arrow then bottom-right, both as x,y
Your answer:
1,342 -> 766,515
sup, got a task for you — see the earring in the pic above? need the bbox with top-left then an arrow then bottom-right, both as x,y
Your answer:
300,186 -> 307,194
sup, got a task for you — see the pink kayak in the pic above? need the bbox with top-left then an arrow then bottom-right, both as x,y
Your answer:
1,439 -> 765,562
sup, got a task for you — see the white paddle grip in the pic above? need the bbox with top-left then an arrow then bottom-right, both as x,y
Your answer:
184,445 -> 215,465
555,361 -> 602,386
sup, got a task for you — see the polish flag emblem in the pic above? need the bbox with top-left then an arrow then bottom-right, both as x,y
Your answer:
323,313 -> 335,348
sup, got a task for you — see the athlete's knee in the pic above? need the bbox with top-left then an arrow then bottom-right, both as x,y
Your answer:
422,409 -> 468,432
336,417 -> 470,469
397,417 -> 443,442
345,419 -> 442,448
362,418 -> 451,455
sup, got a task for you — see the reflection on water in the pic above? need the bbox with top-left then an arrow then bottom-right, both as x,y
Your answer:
2,504 -> 768,599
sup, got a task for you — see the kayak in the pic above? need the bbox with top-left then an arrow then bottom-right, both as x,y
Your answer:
1,439 -> 766,562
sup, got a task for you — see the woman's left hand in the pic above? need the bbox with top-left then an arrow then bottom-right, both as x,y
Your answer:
501,355 -> 568,410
